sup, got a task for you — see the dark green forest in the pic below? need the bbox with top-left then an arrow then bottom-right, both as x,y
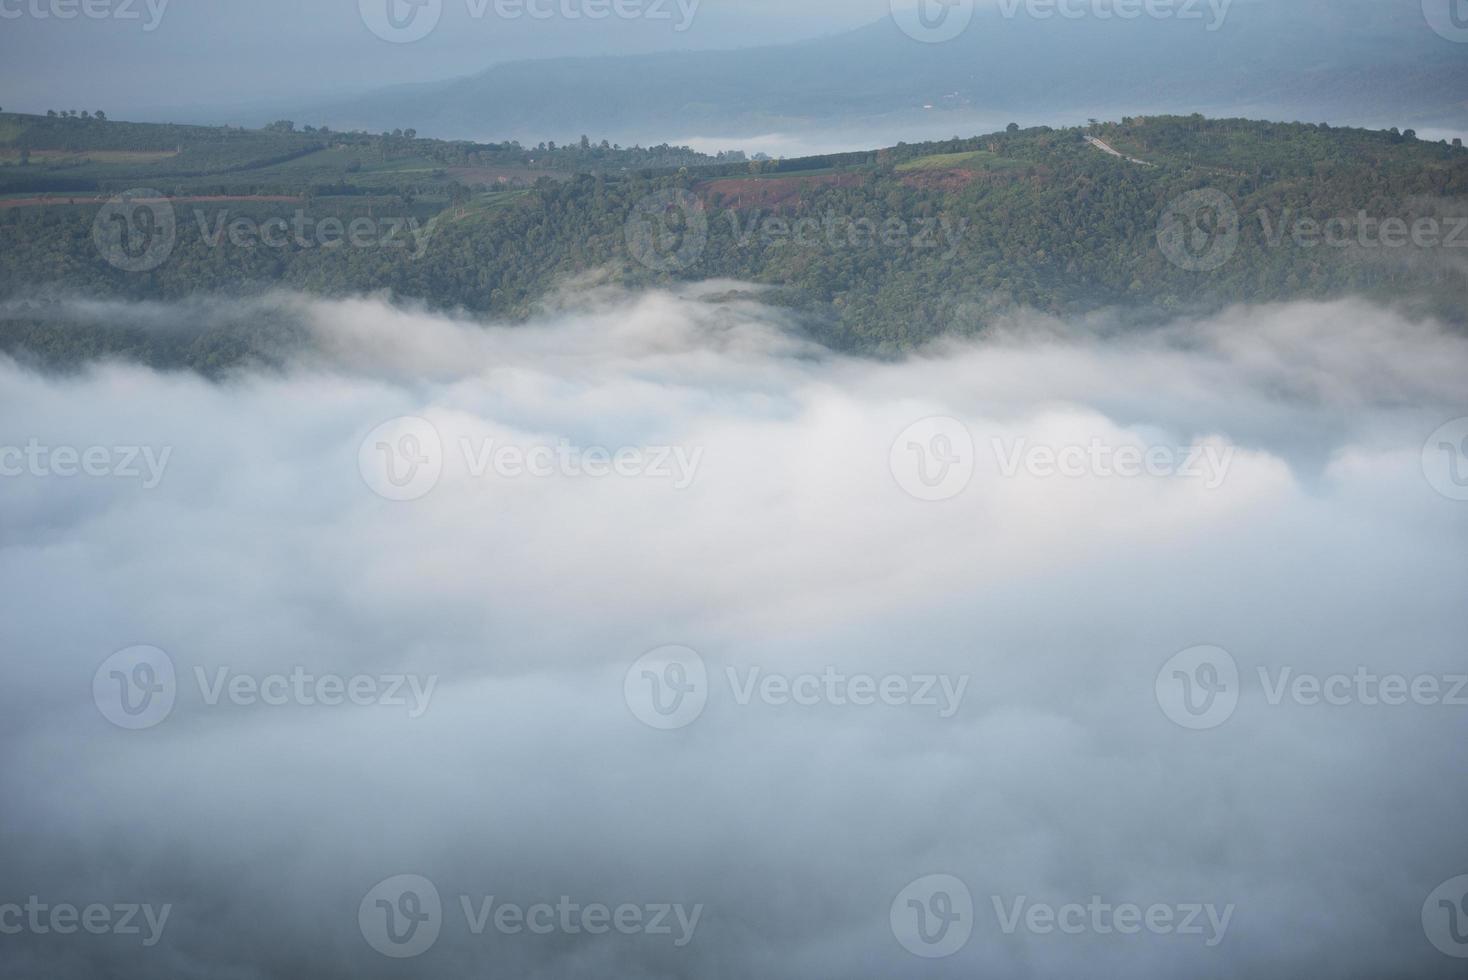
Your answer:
1,112 -> 1464,370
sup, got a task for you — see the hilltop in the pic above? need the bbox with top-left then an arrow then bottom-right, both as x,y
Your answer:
0,111 -> 1464,368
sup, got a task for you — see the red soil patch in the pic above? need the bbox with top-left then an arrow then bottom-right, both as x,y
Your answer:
697,173 -> 863,210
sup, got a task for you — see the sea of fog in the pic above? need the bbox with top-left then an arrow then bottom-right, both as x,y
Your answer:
1,286 -> 1466,978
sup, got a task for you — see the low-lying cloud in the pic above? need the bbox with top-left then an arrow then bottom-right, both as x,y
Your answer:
1,287 -> 1465,978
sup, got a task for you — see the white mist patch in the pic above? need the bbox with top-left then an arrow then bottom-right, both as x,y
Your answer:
0,289 -> 1465,979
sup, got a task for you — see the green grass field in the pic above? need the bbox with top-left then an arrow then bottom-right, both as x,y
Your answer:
896,150 -> 1023,172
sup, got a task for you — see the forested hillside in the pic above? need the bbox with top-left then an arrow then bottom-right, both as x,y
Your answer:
1,113 -> 1464,368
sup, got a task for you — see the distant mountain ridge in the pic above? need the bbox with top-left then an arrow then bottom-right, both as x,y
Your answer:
296,0 -> 1468,144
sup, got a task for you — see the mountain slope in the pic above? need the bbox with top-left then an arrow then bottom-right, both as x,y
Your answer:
2,113 -> 1465,368
301,0 -> 1468,144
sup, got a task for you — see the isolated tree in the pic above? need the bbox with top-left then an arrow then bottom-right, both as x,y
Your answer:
95,110 -> 106,121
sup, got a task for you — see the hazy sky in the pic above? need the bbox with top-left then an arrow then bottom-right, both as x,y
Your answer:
0,0 -> 890,117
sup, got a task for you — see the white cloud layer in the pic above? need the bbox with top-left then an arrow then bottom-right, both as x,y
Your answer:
1,288 -> 1465,978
